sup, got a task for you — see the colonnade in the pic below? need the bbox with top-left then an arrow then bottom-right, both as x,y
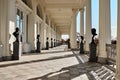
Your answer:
0,0 -> 61,60
70,0 -> 111,63
1,0 -> 120,79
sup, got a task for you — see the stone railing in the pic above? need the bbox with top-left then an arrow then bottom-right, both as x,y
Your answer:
106,44 -> 116,64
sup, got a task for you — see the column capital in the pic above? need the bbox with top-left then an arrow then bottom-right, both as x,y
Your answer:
79,8 -> 84,12
72,8 -> 78,14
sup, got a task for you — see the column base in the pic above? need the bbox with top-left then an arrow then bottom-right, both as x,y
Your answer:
116,73 -> 120,80
71,48 -> 78,51
85,51 -> 90,54
98,57 -> 107,64
1,56 -> 12,61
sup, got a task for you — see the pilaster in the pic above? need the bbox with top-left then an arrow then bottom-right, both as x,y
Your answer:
116,0 -> 120,79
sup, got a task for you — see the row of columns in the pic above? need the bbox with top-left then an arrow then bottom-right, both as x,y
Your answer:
40,22 -> 61,49
70,0 -> 120,79
70,0 -> 111,62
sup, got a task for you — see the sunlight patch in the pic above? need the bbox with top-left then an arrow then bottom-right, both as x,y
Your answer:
72,74 -> 89,80
48,70 -> 69,78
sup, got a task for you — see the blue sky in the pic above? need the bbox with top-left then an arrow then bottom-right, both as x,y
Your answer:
77,0 -> 117,39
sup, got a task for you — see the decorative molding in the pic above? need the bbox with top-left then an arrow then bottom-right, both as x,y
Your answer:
15,0 -> 32,14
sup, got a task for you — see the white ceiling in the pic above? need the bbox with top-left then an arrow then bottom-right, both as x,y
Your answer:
43,0 -> 85,34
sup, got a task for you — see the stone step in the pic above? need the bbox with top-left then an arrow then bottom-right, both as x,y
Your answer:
90,66 -> 115,80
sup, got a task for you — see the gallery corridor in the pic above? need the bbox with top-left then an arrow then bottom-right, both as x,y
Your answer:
0,45 -> 114,80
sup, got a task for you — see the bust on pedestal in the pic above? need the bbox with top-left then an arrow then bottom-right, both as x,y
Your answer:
51,38 -> 53,48
80,36 -> 84,54
54,39 -> 56,47
89,28 -> 98,62
46,37 -> 49,50
36,35 -> 41,53
12,28 -> 20,60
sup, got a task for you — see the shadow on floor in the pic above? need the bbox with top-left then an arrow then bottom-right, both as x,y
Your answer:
22,51 -> 72,56
28,62 -> 102,80
0,52 -> 76,68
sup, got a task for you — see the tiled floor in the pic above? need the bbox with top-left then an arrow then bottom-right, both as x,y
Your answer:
0,45 -> 103,80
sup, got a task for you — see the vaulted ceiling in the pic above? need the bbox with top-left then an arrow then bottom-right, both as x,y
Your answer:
42,0 -> 85,34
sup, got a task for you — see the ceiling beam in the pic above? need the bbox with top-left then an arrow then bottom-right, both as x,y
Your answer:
46,3 -> 81,8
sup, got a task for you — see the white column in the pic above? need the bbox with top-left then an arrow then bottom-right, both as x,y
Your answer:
40,22 -> 47,49
46,26 -> 49,38
23,13 -> 27,43
8,0 -> 16,54
70,9 -> 77,48
43,25 -> 47,48
28,1 -> 37,50
40,22 -> 44,49
54,26 -> 57,40
85,0 -> 92,52
116,0 -> 120,79
48,19 -> 51,47
0,0 -> 11,60
80,9 -> 84,36
99,0 -> 111,62
51,24 -> 54,40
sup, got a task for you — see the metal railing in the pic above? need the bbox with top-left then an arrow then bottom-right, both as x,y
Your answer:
106,44 -> 116,63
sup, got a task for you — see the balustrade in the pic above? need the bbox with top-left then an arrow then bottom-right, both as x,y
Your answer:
106,44 -> 116,66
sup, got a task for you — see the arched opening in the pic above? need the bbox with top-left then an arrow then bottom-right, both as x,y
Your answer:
22,0 -> 32,9
61,34 -> 69,44
46,15 -> 49,25
36,5 -> 43,19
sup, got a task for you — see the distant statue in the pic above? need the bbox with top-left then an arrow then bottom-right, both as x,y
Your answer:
12,28 -> 20,60
80,36 -> 84,54
54,39 -> 56,47
68,39 -> 71,49
36,35 -> 41,53
13,28 -> 19,42
51,38 -> 53,48
89,28 -> 98,62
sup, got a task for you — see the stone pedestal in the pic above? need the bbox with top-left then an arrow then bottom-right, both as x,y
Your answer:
12,42 -> 19,60
67,39 -> 71,49
89,43 -> 97,62
54,42 -> 56,47
80,42 -> 84,54
46,41 -> 49,50
36,41 -> 41,53
51,41 -> 53,48
0,43 -> 3,61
